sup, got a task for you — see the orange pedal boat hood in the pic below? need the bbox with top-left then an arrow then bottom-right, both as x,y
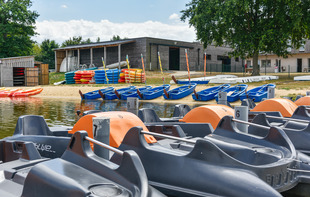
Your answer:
295,96 -> 310,106
180,104 -> 234,129
69,111 -> 157,147
251,98 -> 297,117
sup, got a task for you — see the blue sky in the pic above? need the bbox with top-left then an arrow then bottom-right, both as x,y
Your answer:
31,0 -> 196,44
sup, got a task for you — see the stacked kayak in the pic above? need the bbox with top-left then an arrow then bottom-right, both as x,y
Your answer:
239,84 -> 276,102
79,87 -> 114,100
65,71 -> 75,84
119,85 -> 152,100
74,71 -> 94,84
138,84 -> 171,100
163,83 -> 197,100
192,84 -> 230,101
124,69 -> 145,83
118,71 -> 126,83
94,69 -> 120,84
215,84 -> 248,102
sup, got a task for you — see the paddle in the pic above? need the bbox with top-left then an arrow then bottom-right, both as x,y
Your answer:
137,89 -> 143,98
185,49 -> 191,86
193,89 -> 198,99
98,90 -> 105,99
79,90 -> 85,99
204,52 -> 207,81
158,52 -> 165,85
141,54 -> 147,86
101,57 -> 109,84
114,89 -> 121,99
163,88 -> 169,99
171,75 -> 178,84
126,55 -> 131,85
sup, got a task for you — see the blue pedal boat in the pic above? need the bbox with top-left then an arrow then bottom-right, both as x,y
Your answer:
163,83 -> 197,100
239,84 -> 276,102
192,84 -> 230,101
215,84 -> 248,102
119,86 -> 152,100
103,86 -> 136,100
80,87 -> 114,100
138,84 -> 171,100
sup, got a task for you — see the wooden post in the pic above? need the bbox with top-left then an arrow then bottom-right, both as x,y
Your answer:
104,47 -> 107,66
77,49 -> 80,67
54,51 -> 57,72
90,48 -> 93,65
118,44 -> 121,70
65,50 -> 68,72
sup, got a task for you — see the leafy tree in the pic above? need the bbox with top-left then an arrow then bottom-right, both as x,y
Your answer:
32,43 -> 41,58
181,0 -> 310,75
61,36 -> 93,47
0,0 -> 39,58
110,35 -> 121,41
96,37 -> 100,42
37,39 -> 59,69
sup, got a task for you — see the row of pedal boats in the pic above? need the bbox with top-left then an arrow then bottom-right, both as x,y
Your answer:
2,98 -> 310,196
80,83 -> 275,102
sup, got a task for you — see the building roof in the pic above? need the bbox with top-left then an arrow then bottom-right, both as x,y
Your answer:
54,39 -> 136,51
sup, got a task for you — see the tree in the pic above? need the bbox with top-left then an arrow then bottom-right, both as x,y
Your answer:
181,0 -> 310,75
37,39 -> 59,69
110,35 -> 128,41
0,0 -> 39,58
61,36 -> 93,47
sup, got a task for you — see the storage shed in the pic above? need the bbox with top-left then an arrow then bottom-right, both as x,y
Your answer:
54,37 -> 244,72
0,56 -> 35,87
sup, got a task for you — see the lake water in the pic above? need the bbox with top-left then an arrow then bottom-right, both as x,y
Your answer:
0,97 -> 201,139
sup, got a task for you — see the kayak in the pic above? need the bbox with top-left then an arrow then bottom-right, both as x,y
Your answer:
119,85 -> 152,100
215,84 -> 248,102
12,88 -> 43,97
0,88 -> 22,97
163,83 -> 197,100
79,87 -> 114,100
138,84 -> 171,100
102,86 -> 136,100
192,84 -> 230,101
239,84 -> 276,102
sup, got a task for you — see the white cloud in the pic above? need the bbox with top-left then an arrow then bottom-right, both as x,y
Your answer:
33,19 -> 196,44
169,13 -> 179,20
61,5 -> 67,9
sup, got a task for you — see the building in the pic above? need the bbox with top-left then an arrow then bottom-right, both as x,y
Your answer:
54,37 -> 244,73
246,40 -> 310,73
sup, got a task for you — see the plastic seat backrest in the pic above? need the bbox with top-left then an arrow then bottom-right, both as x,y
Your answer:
14,115 -> 53,136
138,108 -> 162,123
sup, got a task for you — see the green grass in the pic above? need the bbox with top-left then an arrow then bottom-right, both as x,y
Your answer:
49,72 -> 65,84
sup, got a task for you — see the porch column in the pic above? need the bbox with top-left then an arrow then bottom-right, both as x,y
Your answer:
90,48 -> 93,65
118,44 -> 121,70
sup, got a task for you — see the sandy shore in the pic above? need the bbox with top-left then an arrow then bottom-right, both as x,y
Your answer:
32,84 -> 308,104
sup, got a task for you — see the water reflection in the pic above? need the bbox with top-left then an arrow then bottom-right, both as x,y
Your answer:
0,97 -> 201,139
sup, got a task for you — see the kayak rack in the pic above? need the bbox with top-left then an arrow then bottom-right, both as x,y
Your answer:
85,136 -> 124,156
265,115 -> 310,124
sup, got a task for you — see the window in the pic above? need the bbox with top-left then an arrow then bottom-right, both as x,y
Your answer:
206,54 -> 211,60
261,60 -> 271,67
235,57 -> 239,62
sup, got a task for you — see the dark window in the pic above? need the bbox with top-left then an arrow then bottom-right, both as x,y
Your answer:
206,54 -> 211,60
235,57 -> 239,62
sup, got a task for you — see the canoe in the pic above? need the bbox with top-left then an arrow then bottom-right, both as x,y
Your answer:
138,84 -> 171,100
215,84 -> 248,102
192,84 -> 230,101
294,75 -> 310,81
170,75 -> 237,84
12,88 -> 43,97
163,83 -> 197,100
80,87 -> 114,100
119,85 -> 152,100
239,84 -> 276,102
0,131 -> 164,197
103,86 -> 136,100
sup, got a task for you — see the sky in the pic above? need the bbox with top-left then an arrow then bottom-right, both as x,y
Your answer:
30,0 -> 197,44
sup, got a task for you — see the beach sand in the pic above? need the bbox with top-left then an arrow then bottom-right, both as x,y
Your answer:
34,84 -> 307,104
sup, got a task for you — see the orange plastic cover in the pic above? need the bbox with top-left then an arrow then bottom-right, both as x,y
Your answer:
251,98 -> 297,117
69,111 -> 157,147
295,96 -> 310,106
179,104 -> 234,129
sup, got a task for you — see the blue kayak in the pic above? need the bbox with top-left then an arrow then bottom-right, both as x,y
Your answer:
239,84 -> 276,102
138,84 -> 171,100
163,83 -> 197,100
215,84 -> 248,102
119,86 -> 152,100
192,84 -> 230,101
103,86 -> 136,100
80,87 -> 114,100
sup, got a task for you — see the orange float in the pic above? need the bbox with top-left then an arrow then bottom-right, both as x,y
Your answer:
251,98 -> 297,117
69,111 -> 157,147
179,104 -> 234,129
295,96 -> 310,106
